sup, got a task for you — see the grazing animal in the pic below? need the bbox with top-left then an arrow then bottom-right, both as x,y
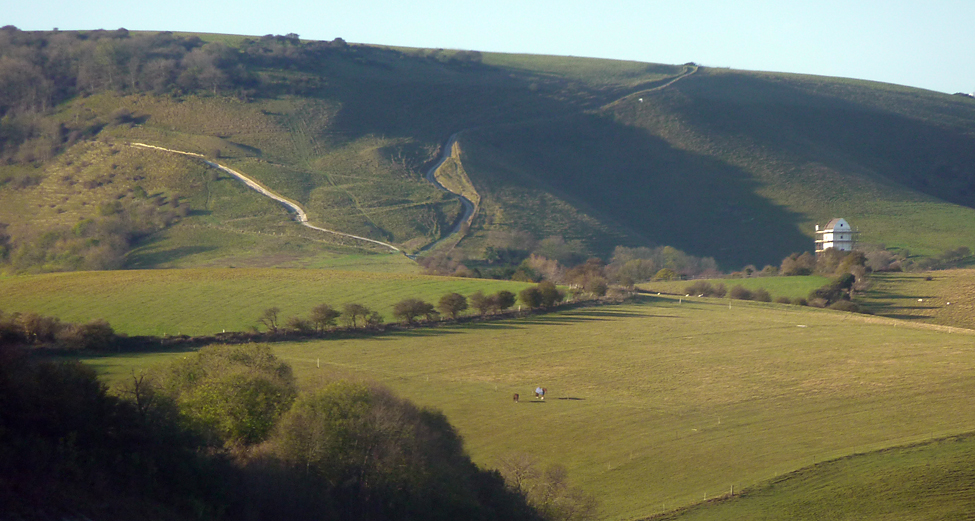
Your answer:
513,393 -> 519,403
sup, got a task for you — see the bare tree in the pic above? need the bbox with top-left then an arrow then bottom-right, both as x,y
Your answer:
342,303 -> 370,329
309,303 -> 341,332
258,307 -> 281,333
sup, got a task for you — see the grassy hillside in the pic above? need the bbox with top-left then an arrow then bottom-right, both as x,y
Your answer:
81,296 -> 975,519
3,29 -> 973,272
0,268 -> 532,335
656,434 -> 975,521
459,67 -> 975,267
858,269 -> 975,330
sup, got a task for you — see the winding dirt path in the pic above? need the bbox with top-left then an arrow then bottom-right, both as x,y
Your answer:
128,143 -> 403,253
416,132 -> 477,254
128,66 -> 693,258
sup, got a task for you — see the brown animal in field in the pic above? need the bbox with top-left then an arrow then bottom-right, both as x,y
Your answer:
513,393 -> 519,403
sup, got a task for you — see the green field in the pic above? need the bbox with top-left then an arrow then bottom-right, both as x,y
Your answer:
858,269 -> 975,330
658,434 -> 975,520
0,269 -> 532,336
638,275 -> 830,301
81,295 -> 975,520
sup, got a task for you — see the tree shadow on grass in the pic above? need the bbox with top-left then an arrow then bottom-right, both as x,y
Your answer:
126,245 -> 217,268
560,309 -> 648,318
879,313 -> 937,321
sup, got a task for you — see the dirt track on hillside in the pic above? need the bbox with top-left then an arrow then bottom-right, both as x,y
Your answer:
128,143 -> 403,253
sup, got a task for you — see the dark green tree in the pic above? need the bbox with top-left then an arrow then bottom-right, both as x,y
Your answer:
495,290 -> 517,311
537,281 -> 565,307
519,287 -> 543,309
160,344 -> 297,446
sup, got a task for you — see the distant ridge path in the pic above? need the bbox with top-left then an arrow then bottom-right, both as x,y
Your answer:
603,63 -> 699,109
128,143 -> 403,253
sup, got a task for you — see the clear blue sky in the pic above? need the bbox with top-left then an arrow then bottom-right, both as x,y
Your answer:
7,0 -> 974,94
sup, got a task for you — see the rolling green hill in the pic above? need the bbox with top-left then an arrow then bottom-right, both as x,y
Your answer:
2,28 -> 973,273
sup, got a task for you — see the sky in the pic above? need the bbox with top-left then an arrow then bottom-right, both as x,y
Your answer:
6,0 -> 974,94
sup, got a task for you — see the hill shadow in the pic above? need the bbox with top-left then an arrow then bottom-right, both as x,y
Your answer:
126,244 -> 216,268
466,113 -> 811,267
662,72 -> 975,210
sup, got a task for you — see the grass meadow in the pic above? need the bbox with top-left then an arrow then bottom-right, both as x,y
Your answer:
79,295 -> 975,519
0,269 -> 531,336
638,275 -> 831,301
858,270 -> 975,331
658,434 -> 975,520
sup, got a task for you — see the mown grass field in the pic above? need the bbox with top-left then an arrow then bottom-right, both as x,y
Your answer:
80,295 -> 975,520
658,434 -> 975,520
0,269 -> 531,336
638,275 -> 830,301
858,269 -> 975,330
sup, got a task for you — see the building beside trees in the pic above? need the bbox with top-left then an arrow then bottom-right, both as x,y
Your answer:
815,218 -> 858,253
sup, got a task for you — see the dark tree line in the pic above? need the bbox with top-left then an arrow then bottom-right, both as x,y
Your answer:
0,26 -> 353,164
0,343 -> 562,520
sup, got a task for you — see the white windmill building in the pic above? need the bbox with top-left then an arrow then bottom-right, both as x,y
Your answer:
815,218 -> 858,253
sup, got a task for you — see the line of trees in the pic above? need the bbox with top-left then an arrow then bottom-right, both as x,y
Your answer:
0,309 -> 115,350
262,283 -> 579,333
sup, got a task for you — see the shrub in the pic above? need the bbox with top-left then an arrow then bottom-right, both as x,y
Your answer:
774,296 -> 792,304
752,288 -> 772,302
366,311 -> 384,327
653,268 -> 679,281
495,290 -> 516,311
792,297 -> 809,306
285,316 -> 313,333
808,297 -> 828,308
828,300 -> 863,313
729,285 -> 752,300
685,281 -> 713,296
537,281 -> 565,307
519,287 -> 543,309
56,319 -> 115,351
